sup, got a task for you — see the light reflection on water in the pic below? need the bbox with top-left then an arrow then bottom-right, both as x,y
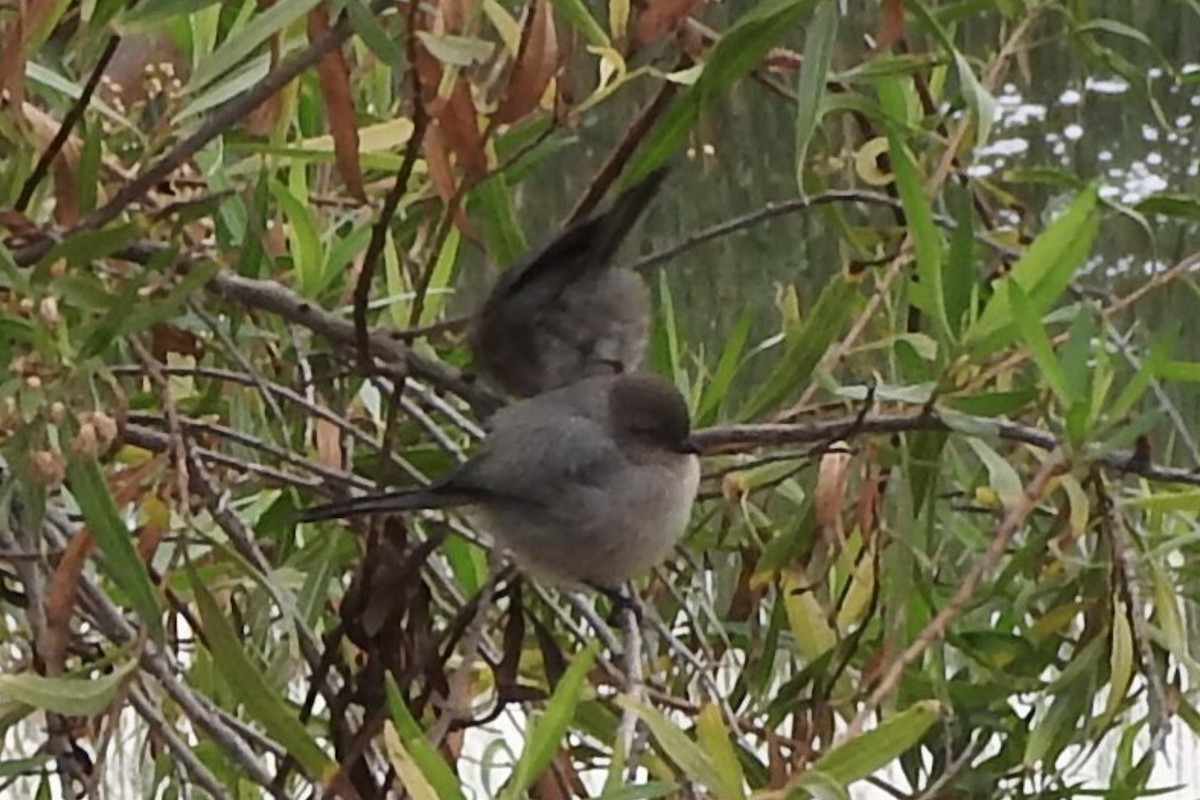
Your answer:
967,73 -> 1186,214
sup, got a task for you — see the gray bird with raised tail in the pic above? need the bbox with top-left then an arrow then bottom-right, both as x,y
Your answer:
299,372 -> 700,590
469,167 -> 669,398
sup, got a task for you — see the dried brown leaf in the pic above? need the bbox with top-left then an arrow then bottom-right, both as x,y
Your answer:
246,27 -> 283,136
635,0 -> 704,45
767,732 -> 788,788
441,76 -> 488,179
861,642 -> 891,688
422,122 -> 457,205
814,443 -> 851,545
0,0 -> 60,111
421,123 -> 476,237
150,323 -> 204,359
315,417 -> 343,470
265,213 -> 288,257
855,469 -> 882,542
23,102 -> 81,225
530,748 -> 585,799
308,5 -> 366,201
245,91 -> 283,136
0,209 -> 40,238
678,19 -> 710,62
438,0 -> 476,34
41,529 -> 95,676
495,0 -> 559,124
109,457 -> 166,508
414,44 -> 487,181
728,550 -> 759,621
874,0 -> 906,52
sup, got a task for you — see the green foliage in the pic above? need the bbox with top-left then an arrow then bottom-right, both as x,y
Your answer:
2,0 -> 1199,798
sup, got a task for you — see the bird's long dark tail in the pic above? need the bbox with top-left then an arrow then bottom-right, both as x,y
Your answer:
505,166 -> 671,296
297,487 -> 474,522
590,165 -> 672,263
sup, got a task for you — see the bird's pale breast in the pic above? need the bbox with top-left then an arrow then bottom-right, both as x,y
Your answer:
475,452 -> 699,587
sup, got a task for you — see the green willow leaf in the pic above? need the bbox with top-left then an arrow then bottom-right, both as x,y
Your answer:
807,700 -> 940,784
502,644 -> 597,799
384,674 -> 467,800
190,567 -> 338,784
65,458 -> 163,642
967,184 -> 1101,350
186,0 -> 326,94
695,703 -> 747,800
617,695 -> 727,794
794,0 -> 839,194
0,662 -> 136,717
741,273 -> 858,419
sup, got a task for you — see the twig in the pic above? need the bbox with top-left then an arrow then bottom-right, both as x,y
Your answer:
567,63 -> 683,224
197,262 -> 499,412
188,299 -> 292,434
965,249 -> 1200,402
123,423 -> 332,491
354,49 -> 429,366
429,559 -> 502,745
0,498 -> 83,798
17,35 -> 122,211
128,685 -> 235,800
614,605 -> 646,776
36,516 -> 283,794
126,411 -> 364,488
128,338 -> 192,515
785,254 -> 912,417
1093,470 -> 1171,752
912,736 -> 982,800
623,191 -> 1021,275
693,412 -> 1200,487
109,363 -> 436,481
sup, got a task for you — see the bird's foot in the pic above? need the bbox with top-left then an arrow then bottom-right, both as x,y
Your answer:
591,583 -> 644,626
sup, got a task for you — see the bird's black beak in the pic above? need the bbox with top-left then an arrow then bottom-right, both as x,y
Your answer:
677,437 -> 701,455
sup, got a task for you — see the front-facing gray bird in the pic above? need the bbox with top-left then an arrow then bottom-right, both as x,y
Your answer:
469,168 -> 669,398
299,373 -> 700,589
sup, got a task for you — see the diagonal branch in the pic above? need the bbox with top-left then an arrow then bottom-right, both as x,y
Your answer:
841,448 -> 1068,741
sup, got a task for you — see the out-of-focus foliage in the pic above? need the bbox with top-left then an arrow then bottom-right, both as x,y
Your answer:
2,0 -> 1200,798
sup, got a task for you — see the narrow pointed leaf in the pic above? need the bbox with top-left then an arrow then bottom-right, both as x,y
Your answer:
0,661 -> 136,717
694,703 -> 747,800
189,568 -> 337,783
807,700 -> 940,783
742,273 -> 858,419
617,695 -> 727,793
629,0 -> 818,180
503,643 -> 596,799
186,0 -> 326,93
879,76 -> 948,340
967,185 -> 1100,348
1008,281 -> 1071,406
65,458 -> 163,642
794,0 -> 839,193
384,674 -> 466,800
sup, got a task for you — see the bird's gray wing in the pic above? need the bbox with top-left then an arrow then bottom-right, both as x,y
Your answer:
445,413 -> 624,504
